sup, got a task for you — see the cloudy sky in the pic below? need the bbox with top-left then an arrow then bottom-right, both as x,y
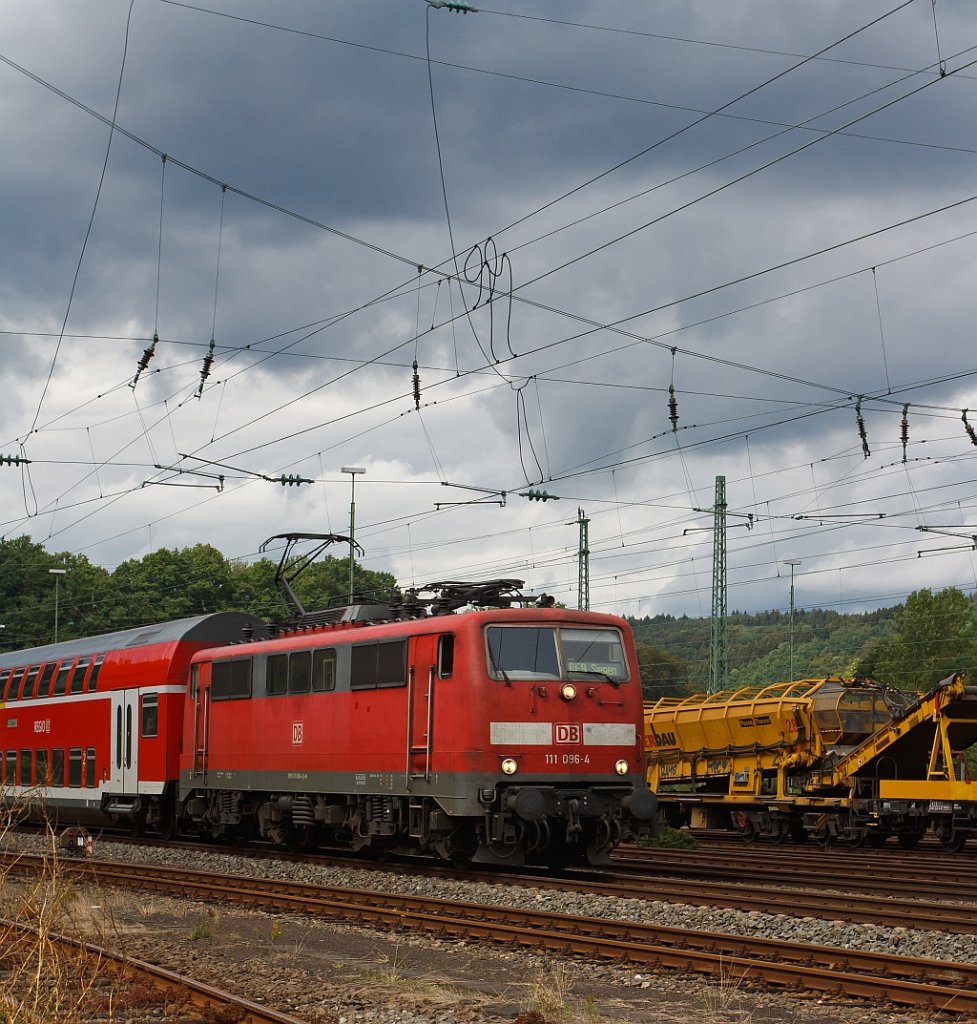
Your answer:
2,0 -> 976,620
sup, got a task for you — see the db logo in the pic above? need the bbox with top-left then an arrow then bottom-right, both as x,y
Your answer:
292,722 -> 304,746
554,723 -> 582,744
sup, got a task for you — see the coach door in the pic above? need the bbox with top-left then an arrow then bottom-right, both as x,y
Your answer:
110,691 -> 139,792
406,634 -> 439,784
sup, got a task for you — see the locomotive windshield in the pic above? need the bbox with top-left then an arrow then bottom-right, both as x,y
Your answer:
486,626 -> 628,682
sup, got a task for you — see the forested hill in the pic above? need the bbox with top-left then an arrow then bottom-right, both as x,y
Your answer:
629,592 -> 977,697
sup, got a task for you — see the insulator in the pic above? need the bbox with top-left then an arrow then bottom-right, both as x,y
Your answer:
131,333 -> 158,389
197,337 -> 215,398
412,359 -> 421,411
900,404 -> 909,463
667,385 -> 678,431
964,409 -> 977,446
855,397 -> 870,459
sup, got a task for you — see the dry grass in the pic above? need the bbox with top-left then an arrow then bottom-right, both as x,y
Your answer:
0,792 -> 138,1023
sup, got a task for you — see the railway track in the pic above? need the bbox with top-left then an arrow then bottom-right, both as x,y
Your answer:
6,851 -> 977,1016
0,916 -> 308,1024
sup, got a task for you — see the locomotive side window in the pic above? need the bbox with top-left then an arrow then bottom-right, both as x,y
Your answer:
4,750 -> 15,785
288,651 -> 312,694
68,748 -> 83,788
486,628 -> 560,680
561,628 -> 629,683
53,663 -> 71,697
312,649 -> 337,692
51,748 -> 65,787
438,635 -> 455,678
351,640 -> 407,689
88,654 -> 105,691
212,659 -> 252,700
266,654 -> 288,696
19,749 -> 32,786
142,693 -> 159,737
37,663 -> 56,698
86,747 -> 96,788
36,748 -> 48,786
69,657 -> 90,694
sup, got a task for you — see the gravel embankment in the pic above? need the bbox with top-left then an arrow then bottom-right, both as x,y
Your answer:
6,833 -> 973,1024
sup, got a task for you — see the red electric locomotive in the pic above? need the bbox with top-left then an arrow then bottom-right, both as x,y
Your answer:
1,578 -> 655,866
180,581 -> 656,865
0,612 -> 267,834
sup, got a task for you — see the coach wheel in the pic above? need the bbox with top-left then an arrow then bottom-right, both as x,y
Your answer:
939,831 -> 967,853
898,832 -> 923,850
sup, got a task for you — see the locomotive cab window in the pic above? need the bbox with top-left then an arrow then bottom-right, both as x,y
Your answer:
561,628 -> 629,683
486,626 -> 628,683
142,693 -> 159,737
486,627 -> 560,680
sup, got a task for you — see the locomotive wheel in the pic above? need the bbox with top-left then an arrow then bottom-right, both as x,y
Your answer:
286,825 -> 316,853
939,832 -> 968,853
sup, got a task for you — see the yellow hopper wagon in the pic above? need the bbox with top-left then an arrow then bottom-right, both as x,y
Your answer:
645,672 -> 977,849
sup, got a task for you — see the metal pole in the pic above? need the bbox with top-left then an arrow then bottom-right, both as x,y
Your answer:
784,559 -> 801,680
49,567 -> 67,642
341,467 -> 365,603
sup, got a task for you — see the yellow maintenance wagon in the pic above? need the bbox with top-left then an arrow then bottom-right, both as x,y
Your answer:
646,672 -> 977,849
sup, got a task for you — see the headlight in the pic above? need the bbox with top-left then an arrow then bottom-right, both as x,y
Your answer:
615,759 -> 629,775
560,683 -> 577,701
501,758 -> 518,775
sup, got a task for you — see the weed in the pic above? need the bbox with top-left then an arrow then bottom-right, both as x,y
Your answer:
639,824 -> 698,849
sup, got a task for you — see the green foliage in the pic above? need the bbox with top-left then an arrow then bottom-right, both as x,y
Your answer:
854,588 -> 977,690
0,535 -> 396,646
639,825 -> 697,849
634,642 -> 689,699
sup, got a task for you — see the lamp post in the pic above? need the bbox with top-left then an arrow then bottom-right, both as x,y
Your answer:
784,559 -> 801,680
341,466 -> 365,603
49,567 -> 67,642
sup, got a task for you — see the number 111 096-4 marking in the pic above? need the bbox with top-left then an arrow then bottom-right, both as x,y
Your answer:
545,753 -> 590,765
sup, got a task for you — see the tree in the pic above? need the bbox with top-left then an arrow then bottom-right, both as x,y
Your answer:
857,588 -> 977,690
634,642 -> 689,700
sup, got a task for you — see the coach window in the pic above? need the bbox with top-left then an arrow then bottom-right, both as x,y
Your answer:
38,663 -> 57,698
5,750 -> 16,785
0,670 -> 11,700
289,651 -> 312,694
86,747 -> 96,788
88,654 -> 105,691
19,750 -> 32,786
438,635 -> 455,678
312,648 -> 337,692
68,748 -> 83,788
51,748 -> 65,787
53,662 -> 72,697
69,657 -> 89,694
6,668 -> 25,700
19,667 -> 40,700
142,693 -> 159,737
266,654 -> 288,696
36,748 -> 48,786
